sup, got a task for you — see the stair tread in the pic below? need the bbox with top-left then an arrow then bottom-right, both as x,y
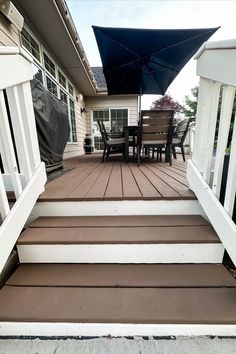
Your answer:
29,215 -> 209,228
1,286 -> 236,323
6,264 -> 236,288
17,225 -> 220,244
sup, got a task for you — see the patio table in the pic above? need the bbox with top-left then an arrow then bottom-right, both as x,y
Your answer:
124,125 -> 141,163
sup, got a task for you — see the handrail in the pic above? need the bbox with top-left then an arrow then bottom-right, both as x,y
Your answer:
187,39 -> 236,265
0,47 -> 47,273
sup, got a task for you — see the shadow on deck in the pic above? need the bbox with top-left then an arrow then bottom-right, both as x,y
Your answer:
39,153 -> 195,201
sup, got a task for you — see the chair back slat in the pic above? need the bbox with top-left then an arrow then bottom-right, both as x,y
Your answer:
141,110 -> 174,145
174,119 -> 191,142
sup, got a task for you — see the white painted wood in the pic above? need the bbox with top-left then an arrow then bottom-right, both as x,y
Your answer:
192,78 -> 213,172
0,322 -> 236,337
224,111 -> 236,217
195,39 -> 236,59
2,174 -> 27,191
0,162 -> 46,274
0,49 -> 33,90
6,85 -> 33,182
17,243 -> 224,264
0,90 -> 22,198
202,81 -> 221,184
196,49 -> 236,87
212,86 -> 235,197
16,82 -> 41,169
0,172 -> 10,220
187,160 -> 236,266
29,200 -> 205,225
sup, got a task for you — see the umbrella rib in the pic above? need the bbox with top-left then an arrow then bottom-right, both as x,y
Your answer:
144,63 -> 163,94
97,28 -> 141,60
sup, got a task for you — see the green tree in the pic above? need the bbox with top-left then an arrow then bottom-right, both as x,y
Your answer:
182,86 -> 198,121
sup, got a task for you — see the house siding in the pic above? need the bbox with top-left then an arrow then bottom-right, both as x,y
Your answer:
85,95 -> 139,135
0,12 -> 20,46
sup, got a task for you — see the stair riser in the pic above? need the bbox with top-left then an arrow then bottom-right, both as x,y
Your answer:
17,244 -> 224,264
0,322 -> 236,337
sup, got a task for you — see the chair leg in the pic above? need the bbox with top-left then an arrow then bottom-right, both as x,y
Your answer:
102,147 -> 106,163
169,145 -> 172,166
181,144 -> 185,162
106,147 -> 110,160
172,146 -> 177,159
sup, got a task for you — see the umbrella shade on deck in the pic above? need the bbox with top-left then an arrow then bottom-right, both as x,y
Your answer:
93,26 -> 219,96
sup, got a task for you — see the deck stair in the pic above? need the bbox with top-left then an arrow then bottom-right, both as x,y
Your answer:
0,215 -> 236,336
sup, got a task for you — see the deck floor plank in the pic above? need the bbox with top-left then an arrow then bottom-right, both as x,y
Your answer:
38,154 -> 195,201
1,286 -> 236,324
7,264 -> 236,288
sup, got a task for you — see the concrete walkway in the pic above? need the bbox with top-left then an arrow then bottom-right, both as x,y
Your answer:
1,337 -> 236,354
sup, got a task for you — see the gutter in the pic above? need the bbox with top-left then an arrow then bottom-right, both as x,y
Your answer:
53,0 -> 99,94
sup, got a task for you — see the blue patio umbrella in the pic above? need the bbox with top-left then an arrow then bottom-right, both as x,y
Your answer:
93,25 -> 219,102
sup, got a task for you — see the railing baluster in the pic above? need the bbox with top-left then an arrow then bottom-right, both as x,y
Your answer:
202,81 -> 221,184
212,85 -> 235,197
224,112 -> 236,217
16,82 -> 41,170
0,171 -> 10,220
6,85 -> 33,183
0,90 -> 22,198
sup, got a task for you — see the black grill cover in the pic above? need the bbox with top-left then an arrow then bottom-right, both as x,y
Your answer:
31,79 -> 70,171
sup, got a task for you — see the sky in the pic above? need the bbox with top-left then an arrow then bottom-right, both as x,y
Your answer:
66,0 -> 236,108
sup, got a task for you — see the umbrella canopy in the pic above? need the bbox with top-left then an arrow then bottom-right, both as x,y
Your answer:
93,26 -> 219,96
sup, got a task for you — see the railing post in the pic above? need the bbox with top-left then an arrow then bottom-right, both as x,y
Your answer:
0,90 -> 22,198
212,85 -> 235,197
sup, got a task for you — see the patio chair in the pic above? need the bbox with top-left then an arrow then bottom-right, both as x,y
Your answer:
137,110 -> 174,166
97,120 -> 125,162
172,118 -> 192,162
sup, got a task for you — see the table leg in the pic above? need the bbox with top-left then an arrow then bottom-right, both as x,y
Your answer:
125,129 -> 129,163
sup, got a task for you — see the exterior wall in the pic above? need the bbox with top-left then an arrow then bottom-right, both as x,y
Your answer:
85,95 -> 139,135
0,12 -> 20,46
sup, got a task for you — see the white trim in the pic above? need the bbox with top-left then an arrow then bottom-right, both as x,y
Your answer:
195,39 -> 236,59
29,200 -> 205,223
0,322 -> 236,337
187,160 -> 236,266
0,163 -> 46,273
17,243 -> 224,264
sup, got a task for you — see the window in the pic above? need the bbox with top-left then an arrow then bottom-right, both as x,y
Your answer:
93,109 -> 128,150
21,27 -> 77,143
69,99 -> 77,142
21,28 -> 41,62
43,52 -> 56,78
59,71 -> 66,89
46,76 -> 58,97
68,82 -> 74,96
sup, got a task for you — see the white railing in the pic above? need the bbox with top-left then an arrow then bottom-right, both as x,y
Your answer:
0,47 -> 47,273
187,39 -> 236,265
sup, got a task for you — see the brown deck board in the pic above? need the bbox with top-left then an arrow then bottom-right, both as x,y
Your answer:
104,163 -> 123,199
7,264 -> 235,288
38,154 -> 196,201
1,286 -> 236,323
121,164 -> 142,199
17,225 -> 219,244
129,164 -> 162,199
85,163 -> 113,199
29,215 -> 209,228
146,164 -> 195,199
139,165 -> 181,199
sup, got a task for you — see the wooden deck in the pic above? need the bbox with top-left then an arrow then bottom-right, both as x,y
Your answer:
39,153 -> 195,201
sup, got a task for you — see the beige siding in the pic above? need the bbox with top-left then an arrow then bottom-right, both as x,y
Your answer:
0,12 -> 20,46
85,95 -> 139,135
63,96 -> 87,159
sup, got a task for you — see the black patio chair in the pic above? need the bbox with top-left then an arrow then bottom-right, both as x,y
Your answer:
172,118 -> 192,162
97,120 -> 125,162
137,110 -> 174,166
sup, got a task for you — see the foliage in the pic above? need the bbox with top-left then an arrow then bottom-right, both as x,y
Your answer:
150,93 -> 183,112
182,86 -> 199,120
